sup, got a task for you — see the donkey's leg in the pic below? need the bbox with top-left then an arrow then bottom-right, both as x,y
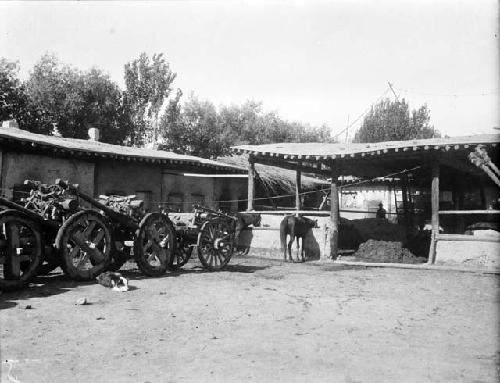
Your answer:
283,235 -> 288,261
300,236 -> 306,262
287,227 -> 295,262
295,236 -> 301,262
288,238 -> 294,262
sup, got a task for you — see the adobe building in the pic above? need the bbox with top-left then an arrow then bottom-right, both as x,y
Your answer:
0,125 -> 247,212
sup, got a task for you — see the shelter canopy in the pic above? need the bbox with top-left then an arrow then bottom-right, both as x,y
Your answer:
233,134 -> 499,179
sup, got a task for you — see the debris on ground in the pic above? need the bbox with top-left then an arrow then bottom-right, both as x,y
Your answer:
352,239 -> 427,264
75,297 -> 88,305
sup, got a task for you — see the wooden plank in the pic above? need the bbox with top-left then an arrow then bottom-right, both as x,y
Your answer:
439,210 -> 500,215
254,157 -> 331,177
428,160 -> 440,264
436,234 -> 500,243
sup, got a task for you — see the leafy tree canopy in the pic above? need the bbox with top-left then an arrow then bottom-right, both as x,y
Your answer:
0,58 -> 32,127
354,98 -> 439,143
159,94 -> 232,158
3,52 -> 334,156
24,53 -> 129,143
160,96 -> 335,158
124,53 -> 179,147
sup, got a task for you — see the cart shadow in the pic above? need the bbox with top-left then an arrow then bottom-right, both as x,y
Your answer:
0,273 -> 82,309
119,262 -> 270,280
169,263 -> 270,275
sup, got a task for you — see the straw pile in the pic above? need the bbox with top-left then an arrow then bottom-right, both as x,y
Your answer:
218,154 -> 327,194
353,240 -> 426,264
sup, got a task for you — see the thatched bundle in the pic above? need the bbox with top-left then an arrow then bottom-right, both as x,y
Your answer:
218,154 -> 327,194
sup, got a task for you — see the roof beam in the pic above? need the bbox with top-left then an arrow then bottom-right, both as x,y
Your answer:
253,156 -> 332,178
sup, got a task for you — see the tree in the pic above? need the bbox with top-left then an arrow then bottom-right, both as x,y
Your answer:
159,95 -> 232,158
354,98 -> 439,143
218,101 -> 268,145
123,53 -> 179,147
80,68 -> 131,144
218,100 -> 335,146
24,53 -> 129,142
0,58 -> 34,128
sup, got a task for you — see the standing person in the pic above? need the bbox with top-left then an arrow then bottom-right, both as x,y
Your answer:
376,202 -> 387,219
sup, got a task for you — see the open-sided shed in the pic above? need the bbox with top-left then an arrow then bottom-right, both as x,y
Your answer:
233,134 -> 500,263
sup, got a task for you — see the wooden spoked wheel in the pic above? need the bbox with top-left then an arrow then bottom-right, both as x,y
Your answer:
56,210 -> 111,281
135,213 -> 175,277
197,218 -> 234,271
0,210 -> 42,291
168,233 -> 193,270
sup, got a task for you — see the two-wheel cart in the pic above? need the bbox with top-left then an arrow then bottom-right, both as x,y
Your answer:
56,180 -> 176,278
0,180 -> 83,290
169,204 -> 236,271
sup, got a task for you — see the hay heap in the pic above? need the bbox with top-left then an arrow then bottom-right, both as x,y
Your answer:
341,218 -> 426,264
354,240 -> 427,264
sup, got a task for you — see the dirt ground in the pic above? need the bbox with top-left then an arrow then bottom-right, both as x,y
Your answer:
1,253 -> 499,383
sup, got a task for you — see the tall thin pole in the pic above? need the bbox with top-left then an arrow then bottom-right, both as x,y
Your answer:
295,162 -> 302,213
330,165 -> 340,260
428,160 -> 440,264
247,155 -> 255,211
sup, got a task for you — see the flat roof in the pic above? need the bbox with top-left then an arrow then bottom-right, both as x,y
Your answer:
233,134 -> 500,179
233,134 -> 499,160
0,127 -> 245,173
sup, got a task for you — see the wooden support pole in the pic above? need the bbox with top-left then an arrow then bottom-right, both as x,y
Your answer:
401,174 -> 410,227
330,166 -> 340,260
428,160 -> 440,264
295,162 -> 302,213
247,156 -> 255,211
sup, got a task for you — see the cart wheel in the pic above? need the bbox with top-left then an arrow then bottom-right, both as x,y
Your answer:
168,234 -> 193,270
135,213 -> 175,277
197,218 -> 234,271
0,210 -> 42,291
56,210 -> 111,281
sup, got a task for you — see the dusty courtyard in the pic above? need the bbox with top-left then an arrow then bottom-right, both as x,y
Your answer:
1,255 -> 499,383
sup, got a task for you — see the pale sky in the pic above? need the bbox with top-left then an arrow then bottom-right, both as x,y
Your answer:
0,0 -> 498,138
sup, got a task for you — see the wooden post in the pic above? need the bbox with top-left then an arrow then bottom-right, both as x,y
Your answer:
330,166 -> 340,260
401,174 -> 409,227
247,155 -> 255,211
295,162 -> 302,213
428,160 -> 440,264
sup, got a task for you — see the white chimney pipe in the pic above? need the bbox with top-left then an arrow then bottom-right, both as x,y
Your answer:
88,127 -> 100,141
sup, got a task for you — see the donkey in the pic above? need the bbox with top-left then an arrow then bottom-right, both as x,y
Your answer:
233,213 -> 262,254
280,215 -> 317,262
